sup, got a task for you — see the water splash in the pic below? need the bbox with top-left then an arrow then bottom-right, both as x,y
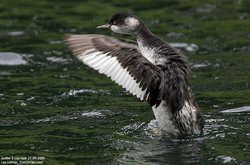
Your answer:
117,122 -> 145,135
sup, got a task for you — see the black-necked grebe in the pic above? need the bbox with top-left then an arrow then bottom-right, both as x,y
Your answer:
65,13 -> 204,138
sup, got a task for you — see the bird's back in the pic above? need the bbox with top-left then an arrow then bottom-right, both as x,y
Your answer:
136,34 -> 204,137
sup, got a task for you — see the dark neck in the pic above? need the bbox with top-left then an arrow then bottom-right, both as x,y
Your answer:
132,25 -> 154,43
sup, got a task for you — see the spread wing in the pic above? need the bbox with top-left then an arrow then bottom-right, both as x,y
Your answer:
65,34 -> 163,107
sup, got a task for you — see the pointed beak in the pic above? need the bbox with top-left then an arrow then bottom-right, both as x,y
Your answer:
96,23 -> 110,29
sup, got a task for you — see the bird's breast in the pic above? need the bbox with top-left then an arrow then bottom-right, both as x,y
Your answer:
138,42 -> 166,66
138,43 -> 155,64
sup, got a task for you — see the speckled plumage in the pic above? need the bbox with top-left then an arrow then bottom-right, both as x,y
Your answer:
65,13 -> 204,138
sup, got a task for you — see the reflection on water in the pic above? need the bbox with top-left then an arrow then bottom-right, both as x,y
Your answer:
62,89 -> 111,96
169,42 -> 199,52
46,56 -> 70,64
114,139 -> 205,164
221,106 -> 250,113
0,52 -> 27,65
0,31 -> 25,37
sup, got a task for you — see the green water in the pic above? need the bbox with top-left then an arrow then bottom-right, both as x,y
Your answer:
0,0 -> 250,164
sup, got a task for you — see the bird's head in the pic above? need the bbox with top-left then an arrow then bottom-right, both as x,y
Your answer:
97,13 -> 143,35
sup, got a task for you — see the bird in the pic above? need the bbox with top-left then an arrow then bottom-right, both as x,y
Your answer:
65,12 -> 204,138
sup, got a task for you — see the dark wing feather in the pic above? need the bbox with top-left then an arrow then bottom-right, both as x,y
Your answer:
65,34 -> 163,107
161,49 -> 194,112
149,37 -> 193,112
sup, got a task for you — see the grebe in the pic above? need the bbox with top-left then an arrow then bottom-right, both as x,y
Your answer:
65,13 -> 204,138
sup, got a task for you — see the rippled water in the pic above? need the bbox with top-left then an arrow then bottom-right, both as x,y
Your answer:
0,0 -> 250,164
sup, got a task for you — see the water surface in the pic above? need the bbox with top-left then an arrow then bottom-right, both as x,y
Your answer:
0,0 -> 250,164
